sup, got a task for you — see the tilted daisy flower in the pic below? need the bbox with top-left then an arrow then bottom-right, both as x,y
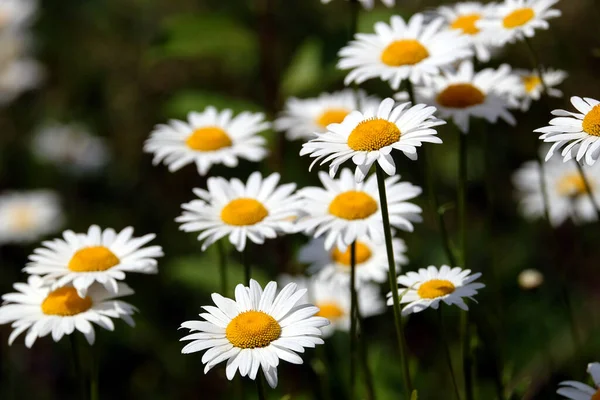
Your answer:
0,190 -> 62,245
297,235 -> 408,285
513,68 -> 567,111
513,157 -> 600,226
275,90 -> 379,141
338,13 -> 473,89
179,279 -> 329,389
23,225 -> 164,297
0,0 -> 37,32
557,362 -> 600,400
478,0 -> 561,46
0,276 -> 136,347
144,107 -> 269,175
388,265 -> 485,316
177,172 -> 302,252
320,0 -> 394,9
536,97 -> 600,165
300,98 -> 445,182
414,60 -> 519,134
296,168 -> 422,250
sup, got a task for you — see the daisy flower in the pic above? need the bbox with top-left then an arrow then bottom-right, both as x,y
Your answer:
0,190 -> 62,245
144,107 -> 269,175
338,13 -> 473,89
513,157 -> 600,226
557,362 -> 600,400
478,0 -> 561,46
177,172 -> 302,252
296,168 -> 422,250
23,225 -> 164,297
275,90 -> 380,141
536,97 -> 600,165
0,0 -> 37,32
179,279 -> 329,389
388,265 -> 485,316
414,60 -> 519,134
320,0 -> 394,9
0,57 -> 41,105
513,68 -> 567,111
300,98 -> 445,182
0,276 -> 136,348
297,235 -> 408,285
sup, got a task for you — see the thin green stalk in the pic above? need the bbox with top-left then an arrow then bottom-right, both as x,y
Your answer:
349,0 -> 359,41
257,373 -> 267,400
405,79 -> 416,105
70,335 -> 87,400
461,313 -> 473,400
350,241 -> 358,400
356,297 -> 376,400
243,246 -> 251,286
314,345 -> 333,400
90,347 -> 98,400
439,308 -> 461,400
217,240 -> 228,295
375,164 -> 413,398
574,160 -> 600,219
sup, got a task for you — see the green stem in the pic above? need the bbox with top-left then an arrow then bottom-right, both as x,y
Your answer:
256,373 -> 267,400
375,164 -> 413,398
70,335 -> 87,400
405,79 -> 416,105
439,308 -> 461,400
90,347 -> 98,400
217,240 -> 228,295
573,160 -> 600,219
314,345 -> 333,400
458,133 -> 467,268
461,313 -> 473,400
357,297 -> 376,400
349,0 -> 359,41
350,241 -> 358,400
243,246 -> 251,286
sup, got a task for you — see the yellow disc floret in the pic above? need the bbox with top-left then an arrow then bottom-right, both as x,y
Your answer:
502,8 -> 535,29
186,126 -> 233,151
591,389 -> 600,400
316,108 -> 350,128
41,287 -> 93,316
328,191 -> 378,220
451,14 -> 481,35
347,118 -> 401,151
220,198 -> 269,226
522,75 -> 541,93
418,279 -> 456,299
583,105 -> 600,137
381,40 -> 429,67
316,302 -> 345,320
68,246 -> 120,272
437,84 -> 485,109
331,241 -> 373,265
557,174 -> 590,197
226,311 -> 281,349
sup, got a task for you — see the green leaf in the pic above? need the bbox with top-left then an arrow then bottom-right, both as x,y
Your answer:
280,38 -> 323,97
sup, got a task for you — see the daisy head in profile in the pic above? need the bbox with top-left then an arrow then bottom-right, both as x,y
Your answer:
23,225 -> 164,297
337,13 -> 473,89
536,97 -> 600,165
296,168 -> 422,250
300,98 -> 445,182
177,172 -> 302,252
557,362 -> 600,400
388,265 -> 485,316
144,107 -> 269,176
0,276 -> 136,347
513,68 -> 567,111
179,279 -> 329,388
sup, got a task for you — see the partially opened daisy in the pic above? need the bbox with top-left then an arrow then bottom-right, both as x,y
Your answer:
144,107 -> 269,175
536,97 -> 600,165
320,0 -> 394,9
478,0 -> 561,46
179,279 -> 329,388
298,235 -> 408,285
513,157 -> 600,226
177,172 -> 302,252
0,190 -> 62,245
513,68 -> 567,111
388,265 -> 485,315
24,225 -> 164,297
275,90 -> 379,141
296,168 -> 422,250
0,276 -> 136,347
338,13 -> 473,89
415,60 -> 519,133
300,98 -> 444,182
557,362 -> 600,400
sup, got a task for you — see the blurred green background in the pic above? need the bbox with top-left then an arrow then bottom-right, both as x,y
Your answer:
1,0 -> 600,399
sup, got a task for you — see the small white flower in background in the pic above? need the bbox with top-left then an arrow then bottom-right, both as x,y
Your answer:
275,90 -> 380,141
513,68 -> 567,111
0,190 -> 62,245
0,57 -> 41,105
278,274 -> 385,338
478,0 -> 561,46
177,172 -> 302,252
0,0 -> 37,32
298,236 -> 408,285
295,168 -> 422,250
518,268 -> 544,290
388,265 -> 485,316
513,156 -> 600,226
32,122 -> 110,173
300,98 -> 445,182
23,225 -> 164,297
414,60 -> 520,134
338,13 -> 473,89
179,279 -> 329,389
320,0 -> 394,9
536,96 -> 600,165
0,276 -> 136,348
144,107 -> 269,176
557,362 -> 600,400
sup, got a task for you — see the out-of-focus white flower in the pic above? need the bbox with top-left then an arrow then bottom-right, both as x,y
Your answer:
517,268 -> 544,290
0,58 -> 41,105
512,68 -> 567,111
0,0 -> 37,32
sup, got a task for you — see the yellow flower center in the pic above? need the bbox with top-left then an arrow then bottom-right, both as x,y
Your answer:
592,389 -> 600,400
522,75 -> 541,93
10,206 -> 35,231
557,174 -> 591,197
437,83 -> 486,109
225,311 -> 281,349
347,118 -> 401,151
68,246 -> 120,272
418,279 -> 456,299
381,39 -> 430,67
41,287 -> 93,316
328,191 -> 378,220
331,241 -> 373,265
582,105 -> 600,137
316,108 -> 350,128
185,126 -> 232,151
450,14 -> 481,35
502,8 -> 535,29
316,302 -> 345,321
220,198 -> 269,226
